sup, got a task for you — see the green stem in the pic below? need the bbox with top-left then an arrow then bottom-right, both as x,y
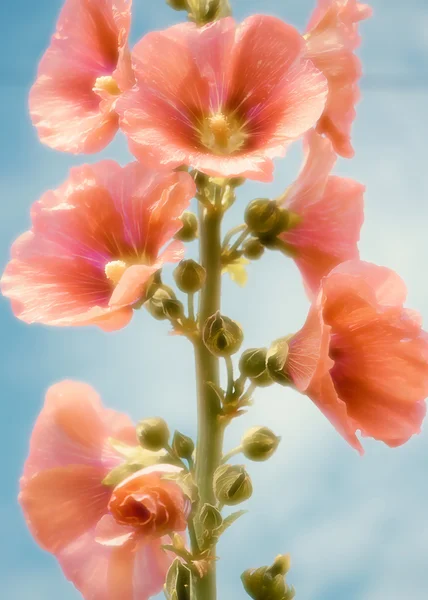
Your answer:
193,198 -> 224,600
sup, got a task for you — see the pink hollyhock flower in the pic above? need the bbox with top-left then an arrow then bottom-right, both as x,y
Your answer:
116,16 -> 328,182
30,0 -> 134,153
1,161 -> 195,331
20,380 -> 189,600
305,0 -> 372,157
278,130 -> 364,295
283,261 -> 428,453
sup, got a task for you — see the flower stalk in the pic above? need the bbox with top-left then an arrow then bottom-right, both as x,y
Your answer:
192,189 -> 225,599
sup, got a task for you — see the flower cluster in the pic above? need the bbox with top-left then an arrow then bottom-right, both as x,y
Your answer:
4,0 -> 428,599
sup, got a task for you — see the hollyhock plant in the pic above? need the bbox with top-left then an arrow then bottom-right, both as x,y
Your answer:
29,0 -> 134,153
305,0 -> 373,157
20,380 -> 190,599
282,261 -> 428,453
278,130 -> 364,294
1,161 -> 196,331
116,15 -> 328,182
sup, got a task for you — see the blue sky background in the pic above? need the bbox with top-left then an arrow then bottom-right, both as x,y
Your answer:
1,0 -> 428,598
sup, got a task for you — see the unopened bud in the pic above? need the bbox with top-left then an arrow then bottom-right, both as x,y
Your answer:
200,503 -> 223,530
270,554 -> 291,577
175,211 -> 198,242
242,426 -> 280,462
213,464 -> 253,506
203,311 -> 244,357
174,259 -> 206,294
172,430 -> 195,460
166,0 -> 188,10
241,567 -> 286,600
239,348 -> 273,388
137,418 -> 170,451
245,199 -> 289,237
145,287 -> 183,321
243,239 -> 265,260
164,558 -> 192,600
266,337 -> 292,386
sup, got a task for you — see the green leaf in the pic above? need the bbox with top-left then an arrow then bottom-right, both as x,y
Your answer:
102,462 -> 142,487
217,510 -> 248,535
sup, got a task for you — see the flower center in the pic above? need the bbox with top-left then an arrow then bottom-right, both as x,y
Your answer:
93,75 -> 121,97
105,260 -> 127,285
200,112 -> 248,155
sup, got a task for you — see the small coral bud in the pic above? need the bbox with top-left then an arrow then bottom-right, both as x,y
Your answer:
172,430 -> 195,460
175,211 -> 198,242
243,238 -> 265,260
199,503 -> 223,530
137,418 -> 170,451
174,259 -> 206,293
270,554 -> 291,577
166,0 -> 188,10
213,464 -> 253,506
266,337 -> 292,386
203,311 -> 244,357
239,348 -> 273,388
245,199 -> 289,237
241,426 -> 280,462
145,287 -> 183,321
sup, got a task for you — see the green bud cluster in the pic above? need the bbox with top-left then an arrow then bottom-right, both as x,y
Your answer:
242,555 -> 295,600
144,285 -> 184,321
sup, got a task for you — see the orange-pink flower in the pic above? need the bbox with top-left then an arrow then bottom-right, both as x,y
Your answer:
284,261 -> 428,453
305,0 -> 372,157
279,130 -> 364,294
29,0 -> 134,153
20,381 -> 189,600
1,161 -> 195,331
116,16 -> 328,182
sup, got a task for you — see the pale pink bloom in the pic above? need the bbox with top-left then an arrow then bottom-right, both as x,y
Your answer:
1,162 -> 195,331
116,16 -> 328,182
279,130 -> 364,294
305,0 -> 372,157
285,261 -> 428,453
30,0 -> 134,153
20,380 -> 188,600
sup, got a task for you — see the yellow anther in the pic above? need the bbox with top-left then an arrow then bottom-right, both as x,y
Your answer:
105,260 -> 127,285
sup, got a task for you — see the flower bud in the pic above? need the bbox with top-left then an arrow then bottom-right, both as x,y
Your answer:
203,311 -> 244,357
174,259 -> 206,294
241,567 -> 285,600
245,199 -> 289,237
166,0 -> 188,10
239,348 -> 273,388
175,211 -> 198,242
172,430 -> 195,460
213,464 -> 253,506
242,426 -> 280,462
199,503 -> 223,530
145,287 -> 183,321
164,558 -> 192,600
136,418 -> 170,451
270,554 -> 291,577
243,239 -> 265,260
266,338 -> 292,386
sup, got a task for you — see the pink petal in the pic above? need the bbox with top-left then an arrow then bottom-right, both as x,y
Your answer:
95,514 -> 135,547
29,0 -> 132,153
22,380 -> 134,478
109,265 -> 158,307
288,302 -> 333,392
20,465 -> 111,554
117,17 -> 327,181
306,373 -> 364,453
